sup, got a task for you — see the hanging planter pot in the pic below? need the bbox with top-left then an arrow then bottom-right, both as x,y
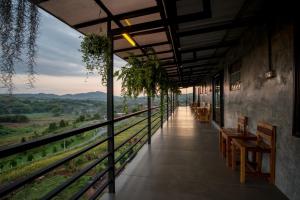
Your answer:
80,34 -> 110,85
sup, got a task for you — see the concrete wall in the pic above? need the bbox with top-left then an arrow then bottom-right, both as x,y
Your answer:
219,23 -> 300,199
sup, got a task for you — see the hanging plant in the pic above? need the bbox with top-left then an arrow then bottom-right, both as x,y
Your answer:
80,34 -> 110,85
0,0 -> 40,93
115,48 -> 181,114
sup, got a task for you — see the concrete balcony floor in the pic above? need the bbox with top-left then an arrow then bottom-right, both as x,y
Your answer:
101,107 -> 287,200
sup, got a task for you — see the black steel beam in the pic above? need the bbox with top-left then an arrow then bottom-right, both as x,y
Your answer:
94,0 -> 146,55
107,20 -> 115,193
181,63 -> 218,70
123,50 -> 172,59
177,17 -> 259,37
179,40 -> 237,53
114,27 -> 166,40
73,6 -> 160,29
111,9 -> 212,36
114,41 -> 169,53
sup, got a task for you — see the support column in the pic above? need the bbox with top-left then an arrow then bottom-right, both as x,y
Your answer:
193,86 -> 196,104
160,91 -> 163,128
167,90 -> 169,121
107,20 -> 115,193
147,96 -> 151,144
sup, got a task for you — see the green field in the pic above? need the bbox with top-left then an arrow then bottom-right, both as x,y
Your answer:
0,94 -> 162,199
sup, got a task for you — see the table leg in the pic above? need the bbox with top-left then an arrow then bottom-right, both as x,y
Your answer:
240,147 -> 246,183
226,138 -> 231,167
219,131 -> 222,153
222,138 -> 226,158
231,144 -> 236,170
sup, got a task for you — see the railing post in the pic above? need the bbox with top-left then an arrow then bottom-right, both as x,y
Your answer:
160,90 -> 163,128
147,96 -> 151,144
193,86 -> 196,104
167,90 -> 169,121
107,20 -> 115,193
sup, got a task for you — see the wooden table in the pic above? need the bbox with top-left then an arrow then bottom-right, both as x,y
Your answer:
219,129 -> 256,167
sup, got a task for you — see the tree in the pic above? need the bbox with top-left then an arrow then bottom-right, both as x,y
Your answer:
59,119 -> 66,128
48,122 -> 57,132
0,163 -> 3,172
10,160 -> 17,168
41,150 -> 47,157
27,154 -> 34,162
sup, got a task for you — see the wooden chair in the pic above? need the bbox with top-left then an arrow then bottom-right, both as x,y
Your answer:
231,122 -> 276,183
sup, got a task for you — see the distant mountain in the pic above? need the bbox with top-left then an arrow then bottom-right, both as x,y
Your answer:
4,91 -> 122,101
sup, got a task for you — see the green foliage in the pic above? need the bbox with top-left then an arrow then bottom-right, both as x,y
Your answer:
75,115 -> 85,123
21,137 -> 26,143
115,48 -> 181,113
115,48 -> 160,98
27,154 -> 34,162
52,146 -> 57,153
0,115 -> 29,123
10,160 -> 17,168
0,0 -> 39,93
48,122 -> 57,132
41,150 -> 47,157
80,34 -> 110,85
59,119 -> 66,128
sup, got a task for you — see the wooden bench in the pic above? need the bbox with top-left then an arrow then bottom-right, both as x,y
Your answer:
231,122 -> 276,183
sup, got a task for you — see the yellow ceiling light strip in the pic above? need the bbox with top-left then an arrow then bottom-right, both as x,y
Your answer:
124,19 -> 131,26
122,33 -> 136,47
122,19 -> 136,47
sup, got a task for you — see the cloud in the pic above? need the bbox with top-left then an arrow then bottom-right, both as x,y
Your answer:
3,7 -> 128,94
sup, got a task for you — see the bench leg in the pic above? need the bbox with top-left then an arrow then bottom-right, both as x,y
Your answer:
240,147 -> 246,183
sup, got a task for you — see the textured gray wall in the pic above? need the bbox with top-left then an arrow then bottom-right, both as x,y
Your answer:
219,24 -> 300,199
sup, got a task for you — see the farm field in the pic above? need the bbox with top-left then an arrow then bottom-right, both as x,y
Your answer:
0,92 -> 161,199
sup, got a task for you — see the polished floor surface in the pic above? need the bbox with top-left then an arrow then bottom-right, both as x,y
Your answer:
101,106 -> 287,200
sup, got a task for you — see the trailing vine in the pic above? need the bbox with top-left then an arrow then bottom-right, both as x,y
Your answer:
80,34 -> 110,86
0,0 -> 40,93
115,48 -> 181,113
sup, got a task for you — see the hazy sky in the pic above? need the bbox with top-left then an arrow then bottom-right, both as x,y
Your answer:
0,8 -> 126,95
0,7 -> 192,95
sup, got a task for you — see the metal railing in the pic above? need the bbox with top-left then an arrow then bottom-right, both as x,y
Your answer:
0,104 -> 176,199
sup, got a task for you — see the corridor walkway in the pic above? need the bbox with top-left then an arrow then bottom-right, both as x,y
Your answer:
101,107 -> 287,200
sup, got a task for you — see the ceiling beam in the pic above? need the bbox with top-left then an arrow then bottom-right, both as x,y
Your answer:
177,17 -> 259,37
114,41 -> 169,53
181,63 -> 218,70
93,0 -> 146,56
179,40 -> 237,53
111,10 -> 212,36
123,49 -> 172,59
114,27 -> 166,40
73,6 -> 160,29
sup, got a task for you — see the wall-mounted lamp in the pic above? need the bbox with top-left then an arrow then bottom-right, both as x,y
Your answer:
265,24 -> 276,79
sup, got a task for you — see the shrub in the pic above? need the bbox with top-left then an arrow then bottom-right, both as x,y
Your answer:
27,154 -> 34,162
0,115 -> 29,123
48,122 -> 57,132
59,120 -> 66,128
